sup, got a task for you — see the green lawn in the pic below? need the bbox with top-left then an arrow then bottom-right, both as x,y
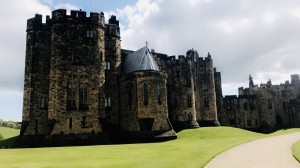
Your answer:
292,140 -> 300,162
0,126 -> 20,148
0,126 -> 20,139
0,127 -> 299,168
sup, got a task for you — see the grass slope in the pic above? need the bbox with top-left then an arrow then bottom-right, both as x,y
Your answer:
0,126 -> 20,148
292,140 -> 300,162
0,126 -> 19,139
0,127 -> 299,168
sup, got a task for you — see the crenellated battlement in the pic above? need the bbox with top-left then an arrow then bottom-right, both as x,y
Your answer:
27,9 -> 108,31
51,9 -> 105,25
154,49 -> 214,71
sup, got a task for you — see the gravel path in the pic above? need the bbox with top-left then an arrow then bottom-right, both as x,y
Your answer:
205,132 -> 300,168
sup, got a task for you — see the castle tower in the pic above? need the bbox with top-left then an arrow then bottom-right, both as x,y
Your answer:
47,9 -> 106,136
21,9 -> 108,146
165,50 -> 199,129
21,14 -> 51,136
104,15 -> 121,125
119,46 -> 176,140
291,74 -> 300,86
197,52 -> 220,126
249,75 -> 254,88
214,68 -> 223,122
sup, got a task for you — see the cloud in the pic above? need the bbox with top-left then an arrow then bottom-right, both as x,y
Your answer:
0,0 -> 51,94
54,3 -> 80,14
115,0 -> 300,94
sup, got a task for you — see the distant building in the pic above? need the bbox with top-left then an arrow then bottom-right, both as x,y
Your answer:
219,74 -> 300,132
20,9 -> 221,147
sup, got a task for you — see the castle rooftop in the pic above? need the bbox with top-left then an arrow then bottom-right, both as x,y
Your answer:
122,46 -> 160,75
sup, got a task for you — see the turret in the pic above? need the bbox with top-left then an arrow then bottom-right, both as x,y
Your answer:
104,15 -> 121,125
291,74 -> 300,86
249,75 -> 254,88
22,13 -> 52,137
197,52 -> 220,126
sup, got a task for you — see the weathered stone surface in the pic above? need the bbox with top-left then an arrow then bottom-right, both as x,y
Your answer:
21,9 -> 224,146
220,74 -> 300,132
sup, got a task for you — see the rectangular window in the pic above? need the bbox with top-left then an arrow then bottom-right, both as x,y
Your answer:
90,30 -> 93,38
243,102 -> 248,111
185,79 -> 191,87
79,84 -> 88,110
81,116 -> 87,128
69,117 -> 72,129
187,95 -> 192,107
67,83 -> 76,110
40,97 -> 48,109
35,119 -> 38,134
128,89 -> 133,109
106,61 -> 111,70
105,96 -> 111,108
268,100 -> 272,109
143,83 -> 149,105
157,83 -> 161,104
204,98 -> 209,108
203,84 -> 208,91
247,120 -> 252,127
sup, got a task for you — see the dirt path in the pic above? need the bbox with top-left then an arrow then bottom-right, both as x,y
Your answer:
205,132 -> 300,168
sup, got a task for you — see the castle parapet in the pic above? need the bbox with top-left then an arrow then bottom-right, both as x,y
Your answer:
51,9 -> 105,26
27,14 -> 43,31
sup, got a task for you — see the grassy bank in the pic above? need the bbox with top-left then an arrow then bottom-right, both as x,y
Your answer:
292,140 -> 300,162
0,127 -> 299,168
0,126 -> 19,139
0,126 -> 20,148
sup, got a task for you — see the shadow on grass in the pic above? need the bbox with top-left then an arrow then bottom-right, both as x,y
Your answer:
0,136 -> 19,149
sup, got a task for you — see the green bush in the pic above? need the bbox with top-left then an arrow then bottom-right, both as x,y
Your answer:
0,134 -> 3,141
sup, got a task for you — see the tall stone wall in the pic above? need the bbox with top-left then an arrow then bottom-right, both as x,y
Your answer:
221,75 -> 300,132
153,49 -> 220,129
104,16 -> 121,125
21,10 -> 108,143
47,9 -> 106,135
119,71 -> 171,132
22,14 -> 51,135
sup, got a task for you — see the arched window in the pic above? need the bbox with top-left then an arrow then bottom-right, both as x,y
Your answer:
268,99 -> 272,109
106,61 -> 111,70
79,83 -> 88,110
67,82 -> 76,110
143,82 -> 149,105
105,96 -> 111,108
157,83 -> 161,104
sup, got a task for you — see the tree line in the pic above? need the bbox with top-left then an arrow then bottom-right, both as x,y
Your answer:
0,119 -> 21,129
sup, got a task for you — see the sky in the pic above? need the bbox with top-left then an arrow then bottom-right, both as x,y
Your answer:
1,0 -> 300,121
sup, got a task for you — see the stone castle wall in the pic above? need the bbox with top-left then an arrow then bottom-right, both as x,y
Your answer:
21,9 -> 221,146
220,75 -> 300,132
153,50 -> 220,128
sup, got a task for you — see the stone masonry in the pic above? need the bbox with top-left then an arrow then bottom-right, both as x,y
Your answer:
219,74 -> 300,132
21,9 -> 221,146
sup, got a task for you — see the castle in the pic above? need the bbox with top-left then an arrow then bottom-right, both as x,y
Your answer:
20,9 -> 221,146
21,9 -> 300,147
219,74 -> 300,132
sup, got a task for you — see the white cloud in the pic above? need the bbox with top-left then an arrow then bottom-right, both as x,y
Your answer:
0,0 -> 51,93
54,3 -> 80,14
115,0 -> 300,94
